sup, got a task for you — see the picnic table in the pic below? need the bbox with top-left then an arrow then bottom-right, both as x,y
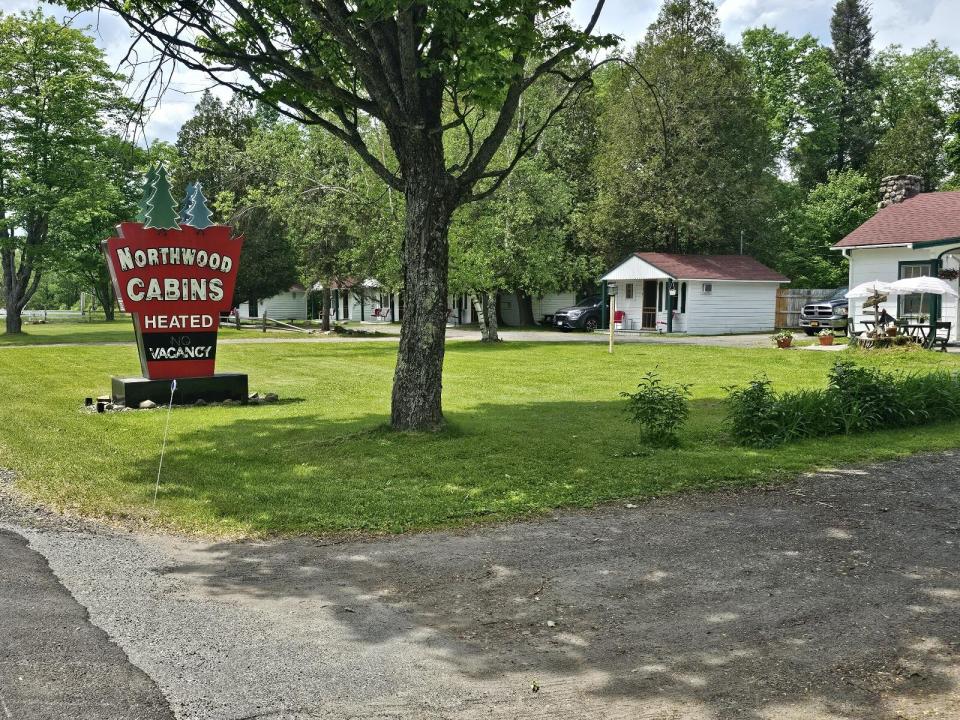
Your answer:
857,320 -> 951,350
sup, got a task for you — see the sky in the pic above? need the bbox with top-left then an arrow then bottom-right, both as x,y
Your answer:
9,0 -> 960,144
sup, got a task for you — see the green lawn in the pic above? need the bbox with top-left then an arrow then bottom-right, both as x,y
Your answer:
1,337 -> 959,537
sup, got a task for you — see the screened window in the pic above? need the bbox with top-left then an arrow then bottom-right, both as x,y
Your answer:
657,282 -> 663,311
625,283 -> 634,299
899,262 -> 935,318
702,283 -> 713,294
680,282 -> 687,313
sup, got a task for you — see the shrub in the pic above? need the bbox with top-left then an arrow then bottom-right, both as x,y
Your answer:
725,360 -> 960,447
724,376 -> 838,447
621,370 -> 692,446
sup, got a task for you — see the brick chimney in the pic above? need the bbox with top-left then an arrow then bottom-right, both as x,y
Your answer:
878,175 -> 923,209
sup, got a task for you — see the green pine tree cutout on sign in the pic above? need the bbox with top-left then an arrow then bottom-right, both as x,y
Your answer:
144,165 -> 181,231
136,165 -> 158,222
186,183 -> 214,229
179,182 -> 196,225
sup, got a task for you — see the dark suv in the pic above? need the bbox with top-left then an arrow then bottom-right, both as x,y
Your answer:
799,287 -> 849,335
552,296 -> 603,331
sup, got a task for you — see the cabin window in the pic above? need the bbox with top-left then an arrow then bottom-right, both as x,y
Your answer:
899,261 -> 935,319
657,282 -> 663,311
625,283 -> 634,299
680,282 -> 687,313
702,283 -> 713,294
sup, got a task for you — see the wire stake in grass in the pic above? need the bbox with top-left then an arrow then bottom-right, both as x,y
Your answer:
153,379 -> 177,507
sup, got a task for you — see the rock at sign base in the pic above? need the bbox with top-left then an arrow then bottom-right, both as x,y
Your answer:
194,399 -> 207,407
139,400 -> 158,409
264,393 -> 279,403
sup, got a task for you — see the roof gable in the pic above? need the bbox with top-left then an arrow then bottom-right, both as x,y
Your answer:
834,191 -> 960,249
627,253 -> 788,282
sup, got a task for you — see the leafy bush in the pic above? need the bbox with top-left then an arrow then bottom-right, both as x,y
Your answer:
725,359 -> 960,447
724,376 -> 839,447
621,370 -> 692,446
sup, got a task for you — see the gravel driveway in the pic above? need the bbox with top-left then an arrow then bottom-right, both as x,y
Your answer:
2,453 -> 959,719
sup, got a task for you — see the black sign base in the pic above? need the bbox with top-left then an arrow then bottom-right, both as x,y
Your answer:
112,373 -> 249,407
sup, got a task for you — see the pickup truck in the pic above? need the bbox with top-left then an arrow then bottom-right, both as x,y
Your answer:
799,287 -> 849,335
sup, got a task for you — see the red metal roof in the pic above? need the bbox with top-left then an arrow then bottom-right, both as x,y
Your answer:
635,252 -> 789,282
834,191 -> 960,248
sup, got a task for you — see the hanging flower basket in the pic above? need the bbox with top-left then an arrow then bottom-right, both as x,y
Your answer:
938,268 -> 959,281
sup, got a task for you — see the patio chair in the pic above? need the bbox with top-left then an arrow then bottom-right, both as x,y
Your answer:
925,321 -> 952,352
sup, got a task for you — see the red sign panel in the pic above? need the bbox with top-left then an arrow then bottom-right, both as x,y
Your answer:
103,222 -> 244,380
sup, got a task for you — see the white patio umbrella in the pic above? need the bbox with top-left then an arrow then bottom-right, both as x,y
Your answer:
845,280 -> 896,299
888,276 -> 959,298
845,280 -> 898,330
889,276 -> 958,334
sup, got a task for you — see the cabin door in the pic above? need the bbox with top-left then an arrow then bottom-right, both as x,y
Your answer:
642,281 -> 658,329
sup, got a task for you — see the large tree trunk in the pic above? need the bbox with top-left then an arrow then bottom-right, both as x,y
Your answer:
517,291 -> 536,326
320,287 -> 331,331
4,303 -> 23,334
390,162 -> 456,431
476,291 -> 500,342
94,280 -> 116,321
2,249 -> 37,335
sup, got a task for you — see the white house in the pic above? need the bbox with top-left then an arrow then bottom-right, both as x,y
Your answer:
600,252 -> 788,334
832,176 -> 960,332
238,284 -> 308,320
313,278 -> 576,327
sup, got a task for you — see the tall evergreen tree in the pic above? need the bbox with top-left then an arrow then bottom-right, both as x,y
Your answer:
829,0 -> 876,172
589,0 -> 774,258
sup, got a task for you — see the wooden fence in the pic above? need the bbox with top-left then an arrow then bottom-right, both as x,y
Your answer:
776,288 -> 835,329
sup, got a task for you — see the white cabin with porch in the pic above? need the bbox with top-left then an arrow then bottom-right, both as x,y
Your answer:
601,252 -> 788,334
833,176 -> 960,333
238,284 -> 308,320
313,280 -> 576,327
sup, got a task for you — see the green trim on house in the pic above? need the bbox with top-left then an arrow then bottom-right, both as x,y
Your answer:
897,259 -> 942,322
911,237 -> 960,249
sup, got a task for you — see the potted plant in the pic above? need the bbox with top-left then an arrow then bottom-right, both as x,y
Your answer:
817,329 -> 835,346
772,330 -> 794,349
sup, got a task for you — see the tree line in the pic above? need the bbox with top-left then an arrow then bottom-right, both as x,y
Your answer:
4,0 -> 960,428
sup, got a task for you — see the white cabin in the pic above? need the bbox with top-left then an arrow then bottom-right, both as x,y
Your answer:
601,252 -> 788,334
238,284 -> 308,320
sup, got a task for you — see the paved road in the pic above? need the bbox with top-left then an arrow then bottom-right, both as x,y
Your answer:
3,453 -> 959,719
0,529 -> 172,720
